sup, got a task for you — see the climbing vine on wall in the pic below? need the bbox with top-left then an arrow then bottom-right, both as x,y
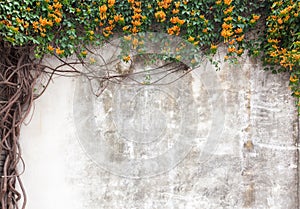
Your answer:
0,0 -> 299,208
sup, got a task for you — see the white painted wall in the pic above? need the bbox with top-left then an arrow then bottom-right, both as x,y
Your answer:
19,53 -> 299,209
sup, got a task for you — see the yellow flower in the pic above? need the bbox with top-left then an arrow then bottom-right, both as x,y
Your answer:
81,50 -> 88,56
290,76 -> 298,83
188,36 -> 195,42
26,7 -> 31,12
123,55 -> 131,62
216,0 -> 222,5
90,57 -> 96,63
124,35 -> 131,41
132,38 -> 139,46
175,1 -> 180,8
23,22 -> 29,29
210,44 -> 217,50
228,46 -> 235,53
224,0 -> 232,5
176,55 -> 181,60
40,32 -> 46,37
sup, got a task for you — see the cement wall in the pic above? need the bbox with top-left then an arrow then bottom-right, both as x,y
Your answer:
20,46 -> 299,209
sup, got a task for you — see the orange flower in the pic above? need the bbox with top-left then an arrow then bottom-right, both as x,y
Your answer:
222,22 -> 233,30
236,35 -> 244,42
277,18 -> 283,24
252,14 -> 260,20
135,1 -> 141,7
53,2 -> 62,9
47,20 -> 53,26
132,13 -> 142,20
172,9 -> 179,14
228,39 -> 235,45
221,29 -> 233,39
56,48 -> 64,55
224,16 -> 233,22
123,25 -> 130,31
109,19 -> 114,25
103,31 -> 110,37
167,28 -> 174,35
39,17 -> 48,27
155,11 -> 166,22
170,16 -> 179,24
234,28 -> 243,34
47,45 -> 54,51
55,17 -> 61,23
224,6 -> 234,14
228,46 -> 235,53
132,27 -> 139,33
202,28 -> 208,33
175,1 -> 180,8
131,20 -> 141,26
16,18 -> 23,24
290,75 -> 298,83
237,48 -> 243,55
23,22 -> 29,28
108,0 -> 115,7
99,5 -> 108,13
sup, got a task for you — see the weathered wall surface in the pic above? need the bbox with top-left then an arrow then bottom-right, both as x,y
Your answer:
20,49 -> 299,209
